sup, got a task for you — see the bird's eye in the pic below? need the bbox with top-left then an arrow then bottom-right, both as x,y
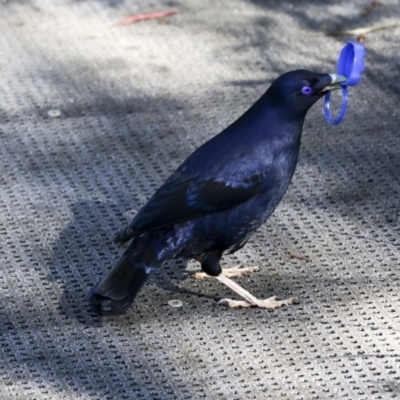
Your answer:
301,86 -> 312,95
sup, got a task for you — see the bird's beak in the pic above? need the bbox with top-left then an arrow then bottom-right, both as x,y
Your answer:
318,74 -> 347,93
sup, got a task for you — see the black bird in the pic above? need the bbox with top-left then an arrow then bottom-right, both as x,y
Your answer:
89,70 -> 346,316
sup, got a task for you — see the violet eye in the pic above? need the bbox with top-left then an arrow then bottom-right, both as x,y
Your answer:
301,86 -> 312,95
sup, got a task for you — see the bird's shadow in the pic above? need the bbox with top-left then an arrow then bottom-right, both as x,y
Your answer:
46,200 -> 216,324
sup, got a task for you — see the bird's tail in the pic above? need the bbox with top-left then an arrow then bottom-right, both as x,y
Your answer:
88,236 -> 166,316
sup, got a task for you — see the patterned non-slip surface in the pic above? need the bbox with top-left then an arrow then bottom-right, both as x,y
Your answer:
1,0 -> 400,398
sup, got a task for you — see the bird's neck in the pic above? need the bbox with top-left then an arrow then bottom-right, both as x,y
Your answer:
240,94 -> 306,141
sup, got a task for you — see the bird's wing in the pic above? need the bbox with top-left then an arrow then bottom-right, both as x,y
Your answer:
114,169 -> 268,243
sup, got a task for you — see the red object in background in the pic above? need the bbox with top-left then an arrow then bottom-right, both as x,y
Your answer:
116,9 -> 179,26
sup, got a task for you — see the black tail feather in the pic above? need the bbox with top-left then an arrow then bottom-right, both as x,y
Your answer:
88,252 -> 149,316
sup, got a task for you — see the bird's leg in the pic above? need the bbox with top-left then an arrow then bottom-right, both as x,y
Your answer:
193,265 -> 259,280
215,274 -> 294,309
194,251 -> 292,308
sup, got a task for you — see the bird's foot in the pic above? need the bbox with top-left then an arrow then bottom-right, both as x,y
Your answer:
218,295 -> 295,309
214,274 -> 296,309
193,265 -> 259,280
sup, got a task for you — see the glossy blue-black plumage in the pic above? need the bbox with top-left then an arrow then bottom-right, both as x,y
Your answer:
89,70 -> 333,315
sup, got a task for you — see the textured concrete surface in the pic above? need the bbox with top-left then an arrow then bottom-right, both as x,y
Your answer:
1,0 -> 400,399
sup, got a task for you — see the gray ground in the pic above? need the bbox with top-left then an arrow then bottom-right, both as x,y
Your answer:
1,0 -> 400,399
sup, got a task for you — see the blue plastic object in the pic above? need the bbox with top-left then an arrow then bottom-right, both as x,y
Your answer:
324,41 -> 365,125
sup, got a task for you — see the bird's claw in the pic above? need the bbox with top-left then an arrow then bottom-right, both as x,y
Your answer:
218,295 -> 296,309
222,265 -> 260,278
194,265 -> 259,280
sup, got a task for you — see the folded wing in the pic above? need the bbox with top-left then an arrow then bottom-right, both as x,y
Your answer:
114,168 -> 269,243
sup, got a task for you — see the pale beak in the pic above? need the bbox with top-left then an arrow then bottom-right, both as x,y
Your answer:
319,74 -> 347,93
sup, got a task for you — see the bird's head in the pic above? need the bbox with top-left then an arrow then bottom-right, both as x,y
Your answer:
267,69 -> 346,118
